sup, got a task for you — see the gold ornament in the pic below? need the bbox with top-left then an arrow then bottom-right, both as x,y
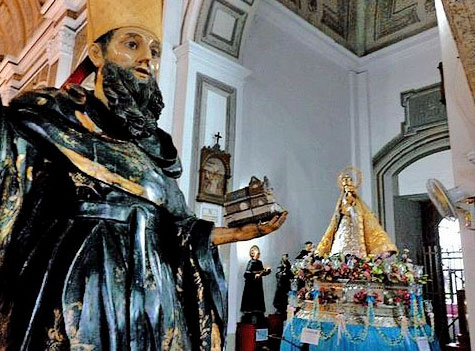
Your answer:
87,0 -> 163,45
337,166 -> 362,191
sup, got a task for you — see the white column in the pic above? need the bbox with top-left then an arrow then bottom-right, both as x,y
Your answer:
42,0 -> 85,87
173,41 -> 251,340
49,26 -> 76,87
158,0 -> 186,134
349,70 -> 373,206
159,41 -> 179,134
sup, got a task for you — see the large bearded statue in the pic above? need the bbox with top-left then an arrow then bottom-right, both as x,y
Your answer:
0,1 -> 287,350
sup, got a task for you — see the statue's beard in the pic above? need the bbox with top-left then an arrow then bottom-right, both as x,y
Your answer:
100,61 -> 164,139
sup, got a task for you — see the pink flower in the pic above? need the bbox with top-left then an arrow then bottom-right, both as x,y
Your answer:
313,262 -> 322,270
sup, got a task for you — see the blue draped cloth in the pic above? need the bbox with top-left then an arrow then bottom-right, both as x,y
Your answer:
281,317 -> 440,351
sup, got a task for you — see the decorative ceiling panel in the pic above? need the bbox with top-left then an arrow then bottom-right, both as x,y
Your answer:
276,0 -> 359,53
276,0 -> 437,56
364,0 -> 437,54
196,0 -> 248,58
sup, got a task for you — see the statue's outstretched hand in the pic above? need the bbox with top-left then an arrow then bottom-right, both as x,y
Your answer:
254,212 -> 288,237
211,211 -> 288,245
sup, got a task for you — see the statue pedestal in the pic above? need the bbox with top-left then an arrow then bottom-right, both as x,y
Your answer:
281,317 -> 439,351
236,321 -> 272,351
236,323 -> 256,351
280,280 -> 439,351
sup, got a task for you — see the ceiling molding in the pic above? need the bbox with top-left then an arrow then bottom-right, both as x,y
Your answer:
175,40 -> 252,85
358,26 -> 440,70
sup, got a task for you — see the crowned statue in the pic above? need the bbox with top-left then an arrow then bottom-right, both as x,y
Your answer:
316,167 -> 397,258
281,169 -> 437,351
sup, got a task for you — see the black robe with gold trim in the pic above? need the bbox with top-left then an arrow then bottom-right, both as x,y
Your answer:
0,85 -> 227,351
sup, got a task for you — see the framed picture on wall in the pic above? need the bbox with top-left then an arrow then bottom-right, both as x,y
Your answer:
196,140 -> 232,205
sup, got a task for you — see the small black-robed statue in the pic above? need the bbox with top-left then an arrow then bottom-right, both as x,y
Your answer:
295,241 -> 314,259
273,253 -> 292,316
240,245 -> 271,323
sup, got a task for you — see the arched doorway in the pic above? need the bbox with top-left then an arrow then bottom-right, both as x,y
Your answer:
373,83 -> 449,237
375,83 -> 453,346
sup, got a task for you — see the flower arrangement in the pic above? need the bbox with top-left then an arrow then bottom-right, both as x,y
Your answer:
387,289 -> 411,306
353,290 -> 382,307
294,249 -> 427,286
286,247 -> 436,347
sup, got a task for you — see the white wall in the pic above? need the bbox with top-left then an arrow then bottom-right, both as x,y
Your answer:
398,150 -> 455,196
360,28 -> 442,156
357,29 -> 453,235
229,11 -> 353,329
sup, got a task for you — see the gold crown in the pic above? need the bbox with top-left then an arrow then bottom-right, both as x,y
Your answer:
87,0 -> 163,45
337,166 -> 362,191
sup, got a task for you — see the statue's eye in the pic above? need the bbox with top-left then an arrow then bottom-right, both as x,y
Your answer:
125,41 -> 138,50
151,48 -> 160,58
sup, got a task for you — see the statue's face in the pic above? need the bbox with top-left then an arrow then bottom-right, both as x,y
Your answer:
250,247 -> 260,259
104,27 -> 161,81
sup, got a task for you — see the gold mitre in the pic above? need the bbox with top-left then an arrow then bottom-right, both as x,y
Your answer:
87,0 -> 163,45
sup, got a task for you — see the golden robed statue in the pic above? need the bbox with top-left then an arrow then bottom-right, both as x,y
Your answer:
316,167 -> 397,258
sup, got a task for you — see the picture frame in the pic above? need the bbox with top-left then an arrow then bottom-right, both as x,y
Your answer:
196,143 -> 232,205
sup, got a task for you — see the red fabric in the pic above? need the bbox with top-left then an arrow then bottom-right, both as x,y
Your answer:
236,323 -> 256,351
268,313 -> 284,336
62,58 -> 95,87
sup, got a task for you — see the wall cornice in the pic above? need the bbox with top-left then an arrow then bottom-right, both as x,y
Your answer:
175,40 -> 252,85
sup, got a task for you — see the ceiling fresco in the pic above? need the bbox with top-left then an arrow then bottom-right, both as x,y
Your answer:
276,0 -> 437,56
0,0 -> 43,58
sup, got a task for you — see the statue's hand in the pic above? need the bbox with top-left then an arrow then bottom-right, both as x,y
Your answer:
211,211 -> 288,245
239,211 -> 288,241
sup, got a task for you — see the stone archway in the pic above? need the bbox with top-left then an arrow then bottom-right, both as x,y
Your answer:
373,83 -> 450,236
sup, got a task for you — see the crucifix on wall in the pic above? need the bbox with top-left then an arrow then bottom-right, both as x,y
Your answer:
214,132 -> 223,148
